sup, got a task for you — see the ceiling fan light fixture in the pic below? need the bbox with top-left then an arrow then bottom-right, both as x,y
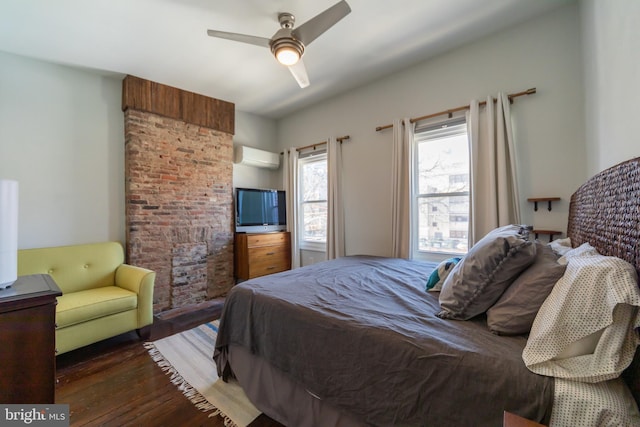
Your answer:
276,46 -> 300,65
271,38 -> 304,66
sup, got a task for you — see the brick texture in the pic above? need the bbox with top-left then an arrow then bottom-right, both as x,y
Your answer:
124,109 -> 234,313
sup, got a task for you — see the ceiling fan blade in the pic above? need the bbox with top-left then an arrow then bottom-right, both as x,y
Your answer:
292,0 -> 351,46
288,60 -> 310,88
206,29 -> 271,48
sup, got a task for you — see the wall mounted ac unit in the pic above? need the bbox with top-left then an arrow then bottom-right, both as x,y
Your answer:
234,145 -> 280,170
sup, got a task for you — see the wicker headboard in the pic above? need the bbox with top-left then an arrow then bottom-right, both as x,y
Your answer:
567,156 -> 640,404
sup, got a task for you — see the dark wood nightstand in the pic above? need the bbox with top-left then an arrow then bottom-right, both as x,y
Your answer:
504,411 -> 546,427
0,274 -> 62,403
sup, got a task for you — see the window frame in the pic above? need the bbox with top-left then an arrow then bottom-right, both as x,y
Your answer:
411,117 -> 470,261
297,152 -> 328,252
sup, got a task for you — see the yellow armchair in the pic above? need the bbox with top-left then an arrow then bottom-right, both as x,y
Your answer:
18,242 -> 155,355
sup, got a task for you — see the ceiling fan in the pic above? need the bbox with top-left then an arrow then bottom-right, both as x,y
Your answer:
207,1 -> 351,88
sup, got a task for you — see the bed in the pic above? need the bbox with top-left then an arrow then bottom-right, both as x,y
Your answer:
215,157 -> 640,426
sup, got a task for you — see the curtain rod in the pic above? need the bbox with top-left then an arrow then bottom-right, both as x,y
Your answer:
281,135 -> 350,154
375,88 -> 536,132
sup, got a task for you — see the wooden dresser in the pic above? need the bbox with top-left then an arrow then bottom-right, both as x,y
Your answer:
235,231 -> 291,280
0,274 -> 62,404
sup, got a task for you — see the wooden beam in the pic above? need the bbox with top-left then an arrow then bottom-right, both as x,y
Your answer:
122,75 -> 235,135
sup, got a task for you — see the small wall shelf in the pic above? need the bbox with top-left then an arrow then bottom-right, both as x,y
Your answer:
532,229 -> 562,242
528,197 -> 562,242
527,197 -> 561,212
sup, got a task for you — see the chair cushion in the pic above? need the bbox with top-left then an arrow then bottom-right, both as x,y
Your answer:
56,286 -> 137,328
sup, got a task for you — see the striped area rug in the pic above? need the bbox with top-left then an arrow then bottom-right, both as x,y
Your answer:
144,320 -> 261,427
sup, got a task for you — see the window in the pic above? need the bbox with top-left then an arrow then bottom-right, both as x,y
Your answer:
298,153 -> 327,249
412,119 -> 470,257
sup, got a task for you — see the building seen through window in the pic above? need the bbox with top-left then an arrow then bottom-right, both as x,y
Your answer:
414,120 -> 469,256
299,154 -> 328,246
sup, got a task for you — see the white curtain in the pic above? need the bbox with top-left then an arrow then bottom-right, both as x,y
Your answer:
467,92 -> 521,245
283,147 -> 300,268
391,118 -> 414,259
327,137 -> 345,259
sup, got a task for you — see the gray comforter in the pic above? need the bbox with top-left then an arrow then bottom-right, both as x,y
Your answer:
214,256 -> 553,426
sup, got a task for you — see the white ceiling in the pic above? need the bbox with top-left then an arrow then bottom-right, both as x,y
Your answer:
0,0 -> 571,119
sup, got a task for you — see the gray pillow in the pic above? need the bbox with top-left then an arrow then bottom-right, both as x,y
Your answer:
438,225 -> 536,320
486,242 -> 567,335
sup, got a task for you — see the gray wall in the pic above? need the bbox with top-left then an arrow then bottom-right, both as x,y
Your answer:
581,0 -> 640,174
0,52 -> 125,248
233,110 -> 281,190
277,3 -> 585,259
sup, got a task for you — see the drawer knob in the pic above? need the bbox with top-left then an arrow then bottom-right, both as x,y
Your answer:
266,252 -> 276,256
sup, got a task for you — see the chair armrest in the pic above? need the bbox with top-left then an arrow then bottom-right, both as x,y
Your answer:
115,264 -> 155,328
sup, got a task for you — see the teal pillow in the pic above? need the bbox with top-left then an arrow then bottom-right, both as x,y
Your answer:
426,257 -> 462,292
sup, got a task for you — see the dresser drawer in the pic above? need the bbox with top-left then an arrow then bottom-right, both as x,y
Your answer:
247,245 -> 290,277
248,257 -> 290,277
247,245 -> 288,262
246,232 -> 288,248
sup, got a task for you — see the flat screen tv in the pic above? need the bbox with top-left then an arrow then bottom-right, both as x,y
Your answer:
235,187 -> 286,233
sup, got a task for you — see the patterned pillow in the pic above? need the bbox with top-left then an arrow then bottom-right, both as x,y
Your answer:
438,225 -> 537,320
551,378 -> 640,426
425,257 -> 462,292
523,243 -> 640,383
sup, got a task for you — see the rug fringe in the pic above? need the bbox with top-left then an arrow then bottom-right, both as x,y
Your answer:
144,342 -> 239,427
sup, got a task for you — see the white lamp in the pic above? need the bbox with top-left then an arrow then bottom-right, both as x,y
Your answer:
0,179 -> 18,289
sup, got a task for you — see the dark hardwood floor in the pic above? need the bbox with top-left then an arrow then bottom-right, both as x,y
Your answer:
55,299 -> 283,426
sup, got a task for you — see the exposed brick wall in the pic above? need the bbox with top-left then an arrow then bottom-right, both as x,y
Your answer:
124,109 -> 234,313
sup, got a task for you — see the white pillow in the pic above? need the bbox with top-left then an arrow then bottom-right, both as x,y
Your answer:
523,243 -> 640,383
557,241 -> 599,265
548,237 -> 572,256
